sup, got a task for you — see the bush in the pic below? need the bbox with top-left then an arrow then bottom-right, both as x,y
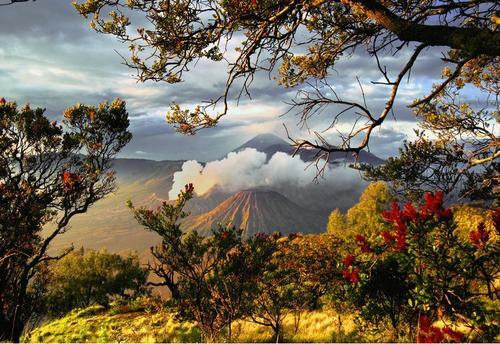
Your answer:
341,192 -> 499,342
43,248 -> 149,317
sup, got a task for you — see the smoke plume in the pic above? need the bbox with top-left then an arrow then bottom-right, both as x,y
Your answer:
169,148 -> 367,211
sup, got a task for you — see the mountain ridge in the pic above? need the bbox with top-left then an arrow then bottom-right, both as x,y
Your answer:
230,133 -> 384,165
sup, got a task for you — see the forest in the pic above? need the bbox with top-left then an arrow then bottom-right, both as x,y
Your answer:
0,0 -> 499,343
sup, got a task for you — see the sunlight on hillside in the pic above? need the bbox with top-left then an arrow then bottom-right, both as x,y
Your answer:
26,305 -> 363,343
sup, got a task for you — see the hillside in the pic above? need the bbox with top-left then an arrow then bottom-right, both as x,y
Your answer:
183,189 -> 326,236
46,133 -> 374,254
45,160 -> 183,254
25,303 -> 357,343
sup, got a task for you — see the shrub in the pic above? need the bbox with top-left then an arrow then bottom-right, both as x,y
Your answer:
43,248 -> 149,317
342,192 -> 499,342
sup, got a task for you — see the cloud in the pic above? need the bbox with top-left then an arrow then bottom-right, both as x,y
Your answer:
0,0 -> 451,161
169,148 -> 368,212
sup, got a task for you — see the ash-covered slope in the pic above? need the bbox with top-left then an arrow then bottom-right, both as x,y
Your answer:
183,189 -> 327,236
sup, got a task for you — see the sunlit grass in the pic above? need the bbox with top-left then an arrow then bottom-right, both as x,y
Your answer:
232,310 -> 361,343
26,304 -> 366,343
25,305 -> 201,343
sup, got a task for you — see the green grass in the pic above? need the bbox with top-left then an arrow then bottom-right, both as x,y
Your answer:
25,305 -> 201,343
25,303 -> 365,343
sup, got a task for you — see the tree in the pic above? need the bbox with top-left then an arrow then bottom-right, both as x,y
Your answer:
0,98 -> 131,341
74,0 -> 498,198
249,241 -> 301,343
43,248 -> 148,317
326,209 -> 346,235
328,182 -> 393,238
129,184 -> 276,342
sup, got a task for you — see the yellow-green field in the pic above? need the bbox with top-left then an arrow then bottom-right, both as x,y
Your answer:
25,304 -> 362,343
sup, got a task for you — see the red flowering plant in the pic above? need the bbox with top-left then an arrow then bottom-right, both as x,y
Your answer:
342,192 -> 499,342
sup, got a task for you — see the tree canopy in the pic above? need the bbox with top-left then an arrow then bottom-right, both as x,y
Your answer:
74,0 -> 498,201
0,98 -> 131,341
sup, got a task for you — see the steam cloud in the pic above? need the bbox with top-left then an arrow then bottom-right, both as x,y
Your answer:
169,148 -> 367,211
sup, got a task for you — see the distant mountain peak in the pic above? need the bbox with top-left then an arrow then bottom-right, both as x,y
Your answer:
235,133 -> 289,152
230,133 -> 384,165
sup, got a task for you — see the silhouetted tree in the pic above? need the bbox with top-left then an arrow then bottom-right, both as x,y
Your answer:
0,98 -> 131,341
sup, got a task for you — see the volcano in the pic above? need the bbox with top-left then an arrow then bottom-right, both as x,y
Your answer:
183,189 -> 327,236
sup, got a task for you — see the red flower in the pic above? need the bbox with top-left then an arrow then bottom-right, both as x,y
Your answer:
469,222 -> 490,248
342,268 -> 360,284
382,201 -> 401,223
342,269 -> 351,280
428,326 -> 444,343
417,317 -> 444,343
419,315 -> 431,333
0,97 -> 5,106
402,202 -> 418,222
442,326 -> 463,342
417,315 -> 462,343
355,234 -> 371,253
342,254 -> 355,267
349,268 -> 360,284
419,192 -> 453,221
381,230 -> 395,245
395,230 -> 408,251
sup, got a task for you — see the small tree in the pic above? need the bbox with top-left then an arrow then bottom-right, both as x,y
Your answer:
328,182 -> 393,238
250,245 -> 300,343
326,209 -> 346,235
43,248 -> 148,317
246,234 -> 340,342
0,98 -> 131,341
129,184 -> 276,342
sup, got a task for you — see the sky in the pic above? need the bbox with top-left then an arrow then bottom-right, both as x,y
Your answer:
0,0 -> 451,161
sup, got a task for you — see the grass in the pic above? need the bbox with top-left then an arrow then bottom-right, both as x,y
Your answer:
24,302 -> 364,343
25,305 -> 201,343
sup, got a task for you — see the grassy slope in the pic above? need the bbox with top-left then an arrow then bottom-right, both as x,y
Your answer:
25,305 -> 361,343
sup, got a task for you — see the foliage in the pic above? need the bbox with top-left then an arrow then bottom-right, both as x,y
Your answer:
249,234 -> 345,342
43,248 -> 149,317
326,209 -> 346,235
453,205 -> 497,240
342,192 -> 500,342
25,300 -> 201,343
327,182 -> 393,238
0,98 -> 131,341
74,0 -> 498,201
129,184 -> 277,341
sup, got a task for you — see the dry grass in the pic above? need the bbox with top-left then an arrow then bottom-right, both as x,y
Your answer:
25,305 -> 363,343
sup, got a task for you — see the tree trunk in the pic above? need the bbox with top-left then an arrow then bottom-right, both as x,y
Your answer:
273,322 -> 282,343
346,0 -> 500,56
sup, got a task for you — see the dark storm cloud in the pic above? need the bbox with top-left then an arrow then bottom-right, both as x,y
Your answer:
0,0 -> 444,160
